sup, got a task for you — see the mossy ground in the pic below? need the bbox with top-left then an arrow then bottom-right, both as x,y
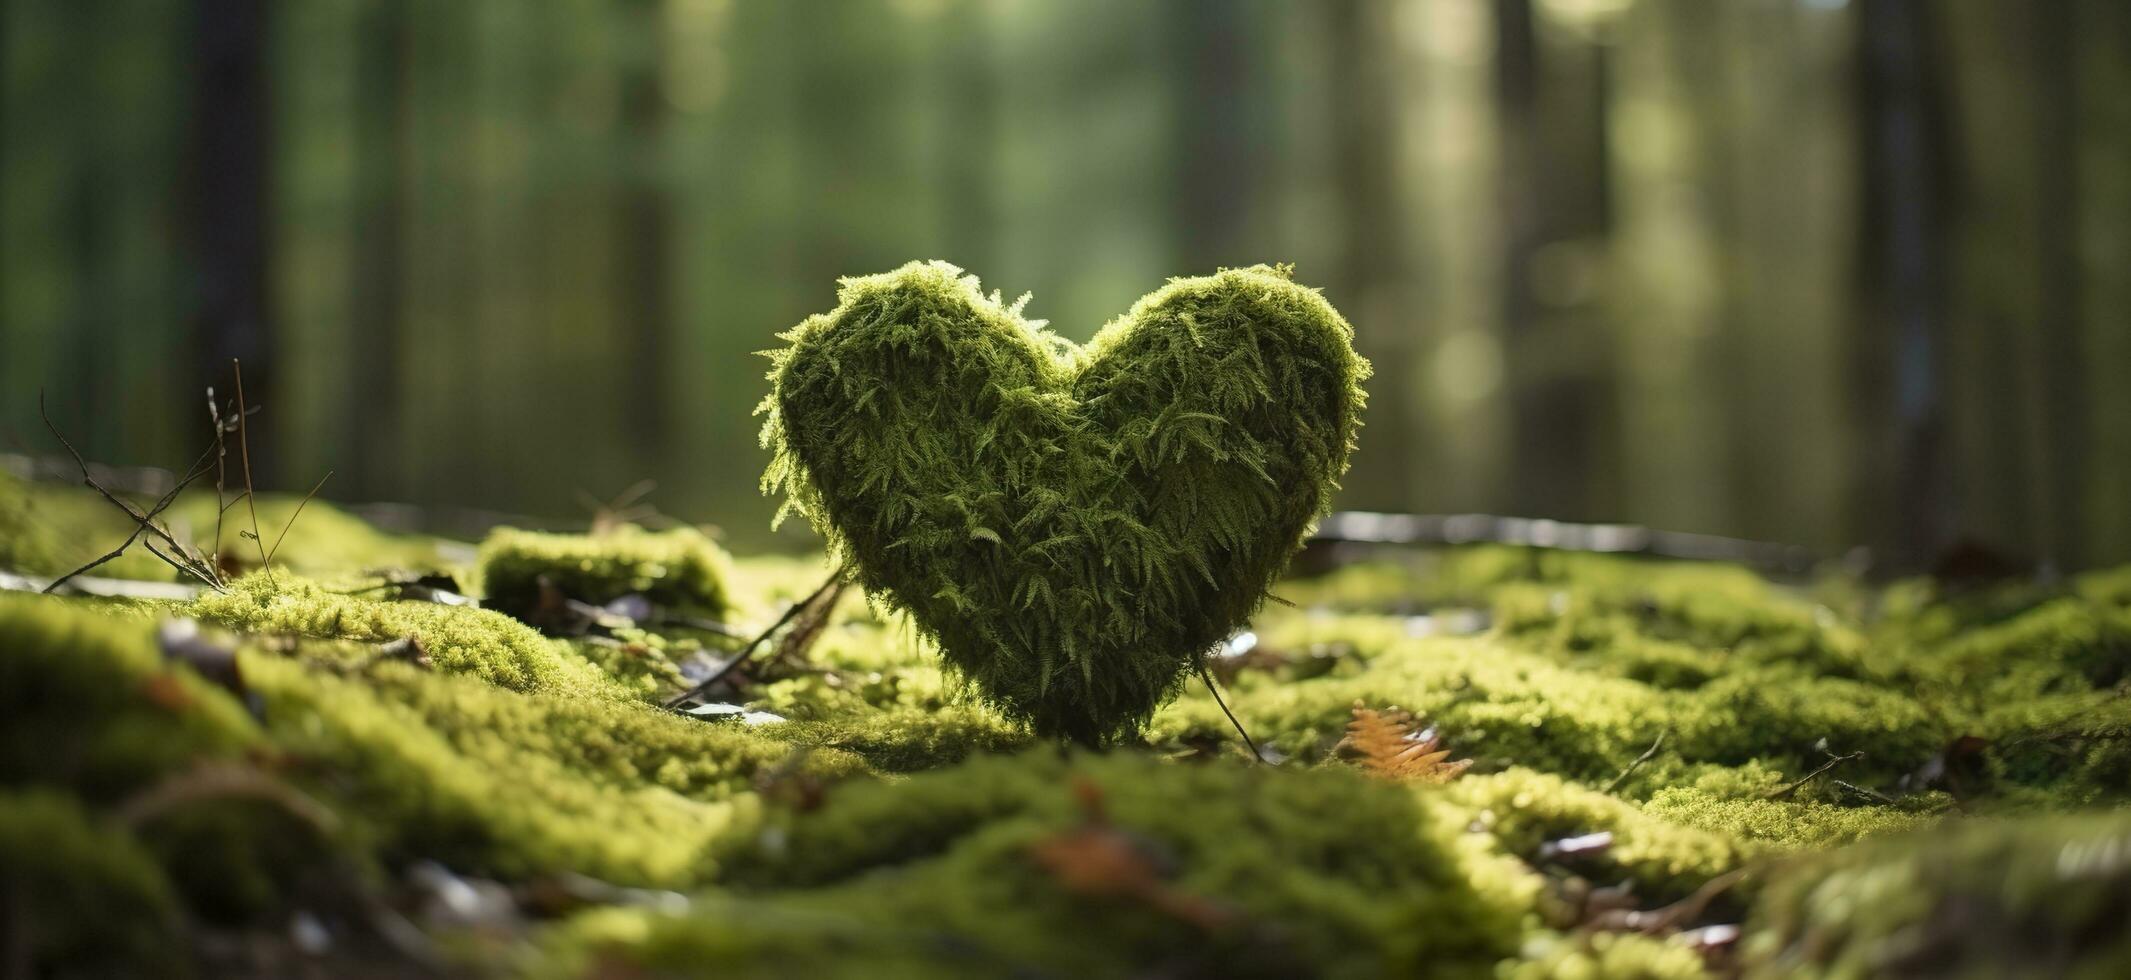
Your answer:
3,476 -> 2128,976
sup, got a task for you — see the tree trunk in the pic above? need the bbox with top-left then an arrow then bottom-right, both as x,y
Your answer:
191,0 -> 272,462
1852,0 -> 1951,571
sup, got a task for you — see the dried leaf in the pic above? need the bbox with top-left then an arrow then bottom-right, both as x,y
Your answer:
1336,701 -> 1473,783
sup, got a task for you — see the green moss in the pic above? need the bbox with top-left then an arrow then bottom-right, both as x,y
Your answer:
0,790 -> 184,979
1504,931 -> 1712,980
477,524 -> 734,624
1153,633 -> 1669,778
1743,809 -> 2131,979
557,751 -> 1523,979
169,492 -> 458,577
1446,768 -> 1748,902
0,592 -> 260,799
762,261 -> 1369,745
764,707 -> 1030,772
0,472 -> 173,581
236,653 -> 867,887
1641,787 -> 1934,850
18,463 -> 2131,976
0,469 -> 66,575
188,572 -> 612,695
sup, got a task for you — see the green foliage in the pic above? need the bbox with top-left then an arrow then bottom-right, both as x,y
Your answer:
761,261 -> 1368,745
477,524 -> 734,623
1742,809 -> 2131,979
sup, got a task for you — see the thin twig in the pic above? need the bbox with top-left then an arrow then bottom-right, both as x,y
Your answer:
232,360 -> 272,583
663,565 -> 849,709
38,392 -> 224,592
1601,728 -> 1669,795
1197,663 -> 1267,764
265,469 -> 334,564
208,386 -> 229,572
1766,750 -> 1865,800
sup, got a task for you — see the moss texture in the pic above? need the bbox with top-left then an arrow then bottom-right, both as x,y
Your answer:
9,469 -> 2131,977
761,262 -> 1368,745
189,572 -> 613,694
0,790 -> 184,978
555,751 -> 1528,980
1742,809 -> 2131,979
477,524 -> 734,624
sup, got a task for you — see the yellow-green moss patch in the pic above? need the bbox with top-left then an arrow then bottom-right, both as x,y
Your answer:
477,525 -> 733,623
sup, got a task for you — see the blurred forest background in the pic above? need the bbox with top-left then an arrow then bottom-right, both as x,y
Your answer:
2,0 -> 2126,569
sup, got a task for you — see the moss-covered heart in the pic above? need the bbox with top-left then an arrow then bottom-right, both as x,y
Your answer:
762,261 -> 1368,745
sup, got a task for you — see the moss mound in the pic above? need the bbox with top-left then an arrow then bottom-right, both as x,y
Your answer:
550,751 -> 1526,980
189,572 -> 613,695
761,262 -> 1368,745
0,790 -> 183,978
1743,809 -> 2131,979
477,524 -> 734,624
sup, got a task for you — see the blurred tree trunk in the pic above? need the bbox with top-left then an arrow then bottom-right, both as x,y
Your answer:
1170,0 -> 1256,272
1323,0 -> 1418,510
2031,0 -> 2085,570
2079,0 -> 2131,562
1852,0 -> 1950,571
347,0 -> 411,497
1493,0 -> 1615,521
618,0 -> 672,469
191,0 -> 272,459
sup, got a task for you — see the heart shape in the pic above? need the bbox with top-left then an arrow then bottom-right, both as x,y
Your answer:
762,262 -> 1368,744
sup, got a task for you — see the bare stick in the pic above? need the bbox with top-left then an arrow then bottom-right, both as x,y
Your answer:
1766,750 -> 1865,801
663,566 -> 847,709
39,392 -> 224,592
265,470 -> 334,565
1601,728 -> 1669,796
207,387 -> 226,571
1198,663 -> 1267,764
144,538 -> 223,591
232,360 -> 271,582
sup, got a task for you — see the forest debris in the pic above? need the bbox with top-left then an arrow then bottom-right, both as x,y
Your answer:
1025,778 -> 1234,932
682,703 -> 786,726
0,569 -> 200,600
1600,728 -> 1669,795
406,861 -> 520,932
1581,870 -> 1747,937
40,391 -> 226,592
765,578 -> 848,672
517,873 -> 689,918
1537,831 -> 1615,863
158,618 -> 245,699
1766,745 -> 1867,800
358,571 -> 479,608
663,566 -> 848,708
114,760 -> 341,839
1542,877 -> 1639,930
754,747 -> 831,813
1336,702 -> 1472,783
1907,734 -> 1991,802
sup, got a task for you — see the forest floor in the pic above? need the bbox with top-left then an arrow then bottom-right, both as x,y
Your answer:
3,467 -> 2129,978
